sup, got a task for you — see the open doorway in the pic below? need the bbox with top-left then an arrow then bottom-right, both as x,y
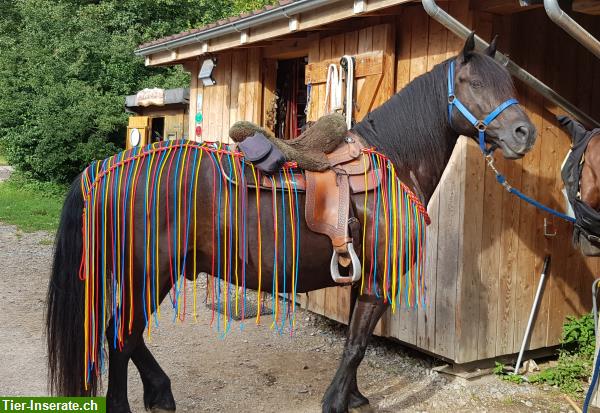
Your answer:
274,57 -> 307,140
150,117 -> 165,143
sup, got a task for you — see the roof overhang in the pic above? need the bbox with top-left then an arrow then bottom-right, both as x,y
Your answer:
136,0 -> 408,66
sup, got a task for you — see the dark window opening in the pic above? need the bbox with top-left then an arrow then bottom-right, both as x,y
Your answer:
274,57 -> 307,140
150,117 -> 165,142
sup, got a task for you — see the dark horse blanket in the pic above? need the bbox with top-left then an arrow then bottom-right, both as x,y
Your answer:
559,115 -> 600,253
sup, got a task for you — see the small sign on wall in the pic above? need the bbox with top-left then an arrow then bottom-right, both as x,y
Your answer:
136,88 -> 165,107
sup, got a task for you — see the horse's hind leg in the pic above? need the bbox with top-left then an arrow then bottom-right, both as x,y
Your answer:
106,318 -> 142,413
322,295 -> 388,413
131,336 -> 176,412
348,375 -> 369,409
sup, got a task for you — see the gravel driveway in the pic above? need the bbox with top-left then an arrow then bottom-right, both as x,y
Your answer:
0,221 -> 579,412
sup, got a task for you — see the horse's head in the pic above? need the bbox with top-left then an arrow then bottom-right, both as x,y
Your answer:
449,33 -> 536,159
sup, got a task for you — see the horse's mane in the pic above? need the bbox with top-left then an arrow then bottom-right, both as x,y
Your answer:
352,60 -> 452,176
352,53 -> 514,180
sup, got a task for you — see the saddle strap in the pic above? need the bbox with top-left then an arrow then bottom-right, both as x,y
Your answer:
305,169 -> 352,254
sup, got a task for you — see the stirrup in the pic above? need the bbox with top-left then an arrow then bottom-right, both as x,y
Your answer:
330,242 -> 361,284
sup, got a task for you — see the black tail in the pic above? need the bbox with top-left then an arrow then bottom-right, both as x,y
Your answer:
46,175 -> 98,396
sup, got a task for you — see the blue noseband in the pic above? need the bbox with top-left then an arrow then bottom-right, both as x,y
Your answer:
447,60 -> 519,155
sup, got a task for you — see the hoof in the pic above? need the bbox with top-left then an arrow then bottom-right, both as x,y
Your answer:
150,409 -> 175,413
349,404 -> 374,413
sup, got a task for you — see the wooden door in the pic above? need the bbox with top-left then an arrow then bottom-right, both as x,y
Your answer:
164,113 -> 185,140
304,24 -> 395,124
126,116 -> 149,149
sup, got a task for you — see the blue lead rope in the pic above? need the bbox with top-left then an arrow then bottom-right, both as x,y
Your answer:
485,155 -> 576,223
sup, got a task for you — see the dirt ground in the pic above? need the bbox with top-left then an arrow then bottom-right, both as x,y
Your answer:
0,221 -> 582,413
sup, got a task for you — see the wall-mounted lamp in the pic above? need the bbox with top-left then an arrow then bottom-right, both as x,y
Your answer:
199,58 -> 217,86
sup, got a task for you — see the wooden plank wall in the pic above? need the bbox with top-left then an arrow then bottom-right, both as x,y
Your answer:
457,9 -> 600,363
301,4 -> 600,364
190,49 -> 262,143
394,5 -> 599,363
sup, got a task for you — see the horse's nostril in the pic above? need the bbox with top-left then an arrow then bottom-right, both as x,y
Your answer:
514,125 -> 529,140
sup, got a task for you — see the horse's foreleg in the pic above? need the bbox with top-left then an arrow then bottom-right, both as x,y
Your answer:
322,294 -> 388,413
347,286 -> 370,409
131,337 -> 176,412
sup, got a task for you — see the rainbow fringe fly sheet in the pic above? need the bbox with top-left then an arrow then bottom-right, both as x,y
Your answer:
78,139 -> 429,387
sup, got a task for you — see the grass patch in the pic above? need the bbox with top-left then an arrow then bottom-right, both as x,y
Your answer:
528,313 -> 595,397
0,154 -> 7,166
495,313 -> 595,398
0,173 -> 67,232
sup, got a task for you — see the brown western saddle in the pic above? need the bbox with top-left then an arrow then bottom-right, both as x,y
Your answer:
223,133 -> 380,284
304,135 -> 379,283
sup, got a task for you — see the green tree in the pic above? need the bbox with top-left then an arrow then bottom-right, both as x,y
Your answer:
0,0 -> 275,182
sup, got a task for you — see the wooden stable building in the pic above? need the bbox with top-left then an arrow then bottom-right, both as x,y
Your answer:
136,0 -> 600,366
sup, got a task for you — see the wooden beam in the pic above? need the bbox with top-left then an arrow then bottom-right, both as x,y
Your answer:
354,0 -> 367,14
289,15 -> 299,31
304,50 -> 384,83
470,0 -> 543,14
573,0 -> 600,15
144,0 -> 412,66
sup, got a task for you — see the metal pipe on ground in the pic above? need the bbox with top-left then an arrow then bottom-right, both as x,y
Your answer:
544,0 -> 600,60
422,0 -> 600,129
514,256 -> 550,375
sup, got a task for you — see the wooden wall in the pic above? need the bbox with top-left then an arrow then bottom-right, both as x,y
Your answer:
189,49 -> 262,143
451,7 -> 600,363
303,4 -> 600,364
186,3 -> 600,364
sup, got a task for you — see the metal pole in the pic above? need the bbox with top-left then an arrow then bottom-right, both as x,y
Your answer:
514,256 -> 551,375
421,0 -> 600,129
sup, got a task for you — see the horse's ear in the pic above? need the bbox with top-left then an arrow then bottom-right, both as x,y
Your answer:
485,35 -> 498,58
461,32 -> 476,63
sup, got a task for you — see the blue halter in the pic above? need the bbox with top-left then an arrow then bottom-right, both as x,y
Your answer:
447,60 -> 519,155
447,60 -> 576,223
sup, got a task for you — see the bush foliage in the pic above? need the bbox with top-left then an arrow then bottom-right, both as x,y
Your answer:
0,0 -> 275,183
528,313 -> 595,396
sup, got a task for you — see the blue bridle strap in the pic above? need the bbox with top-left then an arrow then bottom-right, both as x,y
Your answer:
447,60 -> 576,224
447,60 -> 519,155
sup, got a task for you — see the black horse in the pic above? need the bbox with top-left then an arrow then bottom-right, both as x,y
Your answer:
46,34 -> 536,413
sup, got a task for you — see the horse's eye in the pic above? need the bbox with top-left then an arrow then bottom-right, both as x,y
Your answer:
470,79 -> 483,89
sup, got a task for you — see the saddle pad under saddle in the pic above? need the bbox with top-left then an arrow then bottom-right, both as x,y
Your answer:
219,142 -> 381,194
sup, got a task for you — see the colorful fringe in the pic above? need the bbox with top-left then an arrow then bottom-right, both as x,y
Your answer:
77,139 -> 429,388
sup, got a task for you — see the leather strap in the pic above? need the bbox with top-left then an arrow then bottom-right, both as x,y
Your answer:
305,169 -> 352,254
